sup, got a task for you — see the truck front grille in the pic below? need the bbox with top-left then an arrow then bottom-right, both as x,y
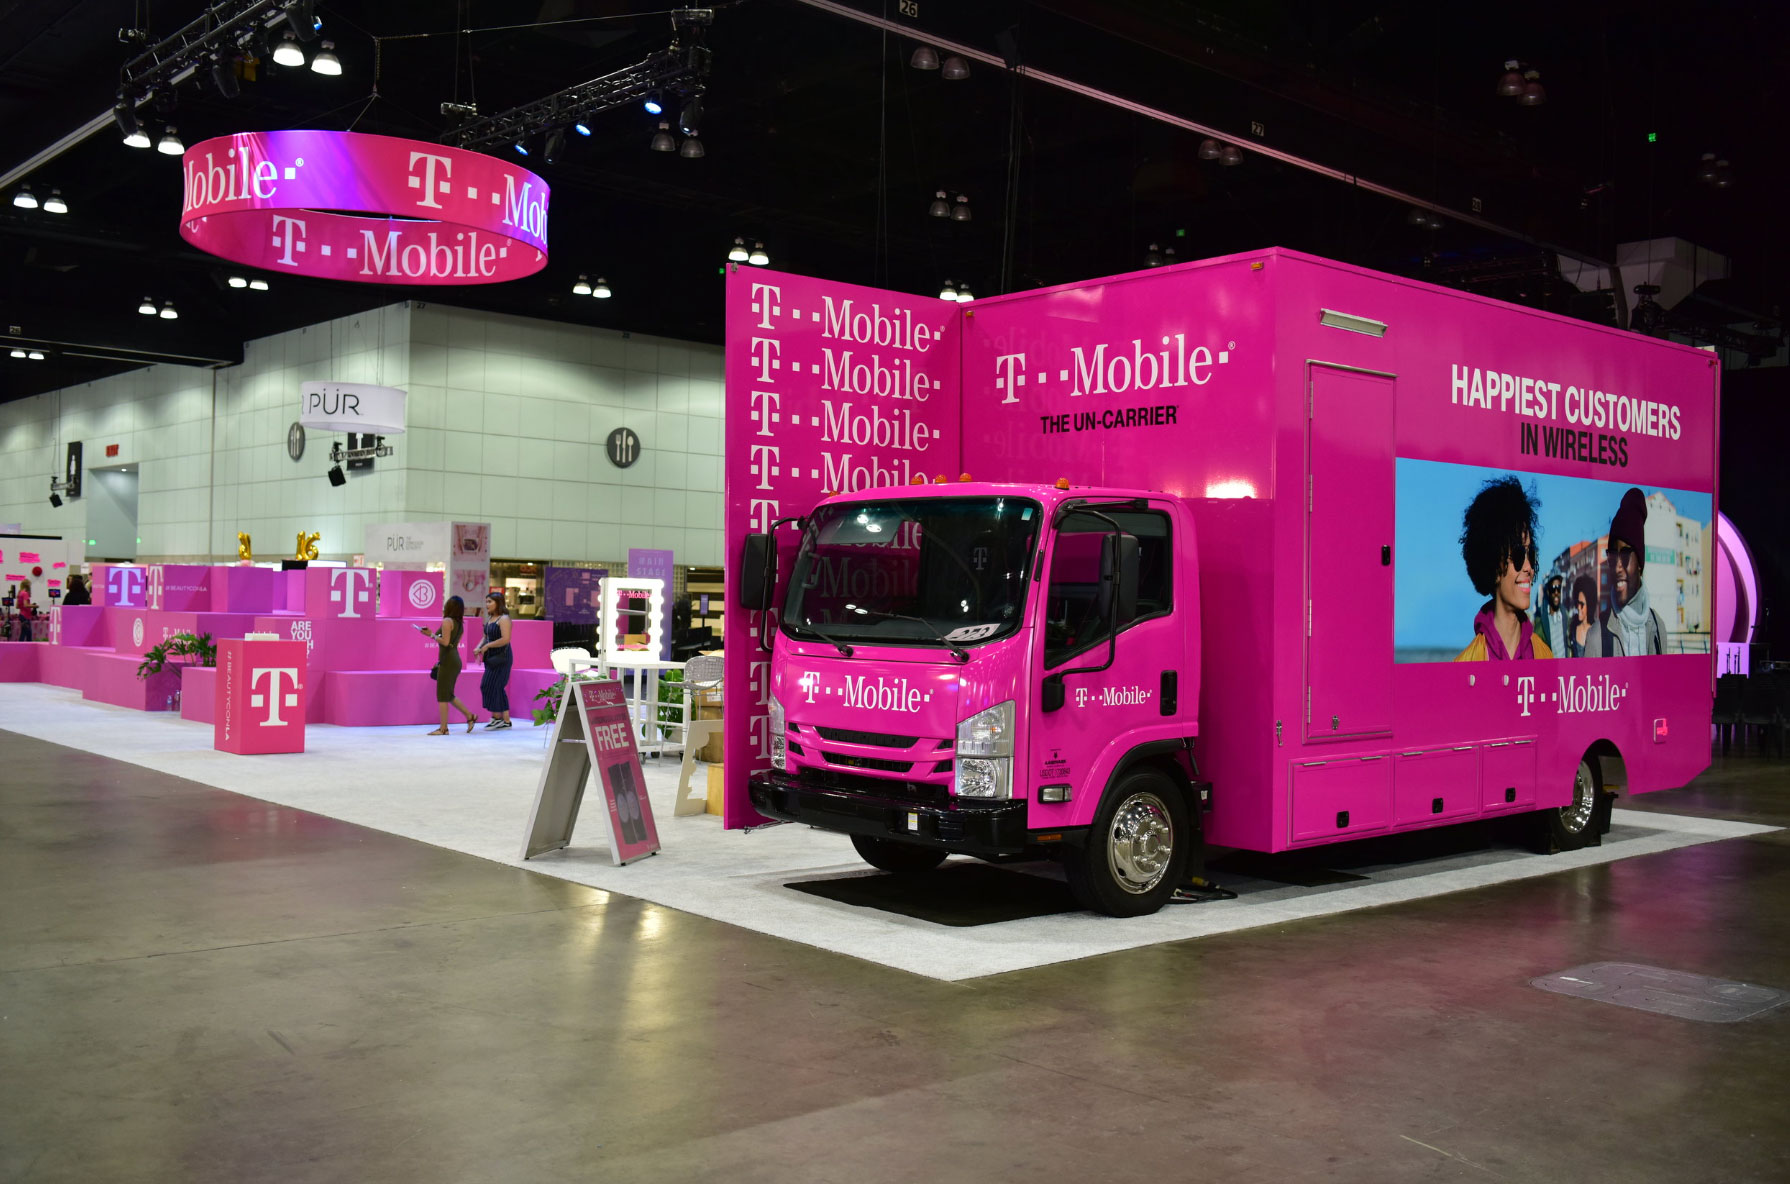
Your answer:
814,726 -> 918,748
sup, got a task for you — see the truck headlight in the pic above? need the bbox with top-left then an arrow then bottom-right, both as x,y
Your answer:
955,701 -> 1014,798
954,756 -> 1011,799
768,694 -> 787,771
956,700 -> 1014,757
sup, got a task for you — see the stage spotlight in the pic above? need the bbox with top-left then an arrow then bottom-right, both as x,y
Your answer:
157,126 -> 184,155
644,91 -> 663,115
572,275 -> 592,296
12,186 -> 37,209
650,121 -> 676,152
592,277 -> 611,299
114,103 -> 149,147
513,141 -> 529,156
210,55 -> 239,98
160,301 -> 178,319
43,189 -> 68,214
228,276 -> 248,288
574,122 -> 591,136
748,242 -> 769,266
679,132 -> 704,158
679,93 -> 703,136
138,296 -> 157,315
543,128 -> 565,164
248,278 -> 269,291
727,237 -> 749,263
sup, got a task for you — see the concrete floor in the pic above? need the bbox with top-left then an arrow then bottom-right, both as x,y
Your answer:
2,733 -> 1787,1183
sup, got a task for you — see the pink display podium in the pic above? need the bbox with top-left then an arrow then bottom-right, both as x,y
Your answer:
378,569 -> 444,617
215,639 -> 309,755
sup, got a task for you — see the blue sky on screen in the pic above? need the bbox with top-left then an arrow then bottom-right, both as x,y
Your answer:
1395,458 -> 1711,650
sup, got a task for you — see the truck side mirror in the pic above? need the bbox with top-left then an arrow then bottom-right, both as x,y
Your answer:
737,533 -> 774,610
1102,532 -> 1140,623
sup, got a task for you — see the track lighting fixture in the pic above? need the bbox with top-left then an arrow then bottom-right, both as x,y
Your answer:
679,93 -> 704,137
679,132 -> 705,158
650,120 -> 677,152
1219,144 -> 1243,166
157,126 -> 184,155
748,242 -> 769,266
310,41 -> 342,76
113,104 -> 149,148
941,55 -> 970,81
727,237 -> 750,263
929,190 -> 950,218
138,297 -> 157,315
572,275 -> 592,296
12,186 -> 37,210
592,278 -> 611,298
939,279 -> 958,301
910,45 -> 939,70
951,194 -> 971,222
160,301 -> 178,319
43,189 -> 67,214
273,31 -> 305,67
210,54 -> 239,98
1197,139 -> 1221,161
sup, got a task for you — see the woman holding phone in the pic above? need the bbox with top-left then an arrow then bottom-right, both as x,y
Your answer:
418,595 -> 477,735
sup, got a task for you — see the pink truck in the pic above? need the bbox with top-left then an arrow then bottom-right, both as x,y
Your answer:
726,249 -> 1719,915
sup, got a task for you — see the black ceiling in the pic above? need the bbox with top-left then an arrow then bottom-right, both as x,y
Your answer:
3,0 -> 1786,401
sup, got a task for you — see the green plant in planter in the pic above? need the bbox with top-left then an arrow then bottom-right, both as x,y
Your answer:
656,666 -> 685,738
136,632 -> 217,679
532,675 -> 569,726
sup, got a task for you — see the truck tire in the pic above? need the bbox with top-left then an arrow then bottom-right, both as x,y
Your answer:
852,834 -> 948,875
1539,755 -> 1604,852
1065,769 -> 1191,916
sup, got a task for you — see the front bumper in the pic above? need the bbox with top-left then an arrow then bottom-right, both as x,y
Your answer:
749,769 -> 1032,856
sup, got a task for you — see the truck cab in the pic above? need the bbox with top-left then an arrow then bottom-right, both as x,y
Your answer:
743,480 -> 1208,915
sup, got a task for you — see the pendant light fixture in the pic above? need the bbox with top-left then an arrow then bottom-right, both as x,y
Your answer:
138,297 -> 157,315
592,278 -> 612,298
572,275 -> 592,296
747,242 -> 769,266
310,41 -> 342,75
12,186 -> 37,209
273,31 -> 305,67
727,237 -> 750,263
157,126 -> 184,155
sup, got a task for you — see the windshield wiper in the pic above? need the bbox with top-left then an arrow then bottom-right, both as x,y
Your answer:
791,617 -> 854,657
846,606 -> 970,663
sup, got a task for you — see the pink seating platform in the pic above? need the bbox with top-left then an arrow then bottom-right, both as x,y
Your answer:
3,562 -> 565,730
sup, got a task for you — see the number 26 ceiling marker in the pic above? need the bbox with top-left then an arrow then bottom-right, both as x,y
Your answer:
179,130 -> 549,284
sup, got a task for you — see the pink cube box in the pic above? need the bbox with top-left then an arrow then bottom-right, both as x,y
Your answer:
213,565 -> 278,615
379,569 -> 445,618
49,605 -> 109,648
147,564 -> 212,612
215,638 -> 308,754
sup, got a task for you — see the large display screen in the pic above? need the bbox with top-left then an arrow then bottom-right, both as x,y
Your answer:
1395,458 -> 1711,663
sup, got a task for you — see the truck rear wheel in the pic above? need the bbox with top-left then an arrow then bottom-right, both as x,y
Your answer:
1539,756 -> 1605,852
852,834 -> 948,875
1066,769 -> 1191,916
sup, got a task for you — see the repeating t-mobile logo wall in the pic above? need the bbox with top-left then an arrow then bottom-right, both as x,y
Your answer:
721,268 -> 962,824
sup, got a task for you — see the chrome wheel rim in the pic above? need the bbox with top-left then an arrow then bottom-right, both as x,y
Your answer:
1563,760 -> 1597,834
1107,791 -> 1175,895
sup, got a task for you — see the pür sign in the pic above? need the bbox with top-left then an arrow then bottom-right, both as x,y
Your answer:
300,382 -> 407,435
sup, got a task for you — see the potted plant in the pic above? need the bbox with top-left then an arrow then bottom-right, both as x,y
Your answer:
137,632 -> 217,711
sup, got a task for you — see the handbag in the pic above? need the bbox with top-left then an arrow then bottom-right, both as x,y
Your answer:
429,664 -> 439,680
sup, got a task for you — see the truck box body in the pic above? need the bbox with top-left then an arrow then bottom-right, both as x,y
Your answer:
954,248 -> 1717,851
725,248 -> 1717,880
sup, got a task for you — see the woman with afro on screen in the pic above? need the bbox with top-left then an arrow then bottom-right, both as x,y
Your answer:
1454,475 -> 1553,661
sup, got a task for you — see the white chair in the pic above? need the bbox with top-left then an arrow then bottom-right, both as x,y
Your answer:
676,654 -> 725,815
549,646 -> 592,678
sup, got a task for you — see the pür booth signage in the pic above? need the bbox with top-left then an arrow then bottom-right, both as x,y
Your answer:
178,130 -> 549,284
300,382 -> 407,435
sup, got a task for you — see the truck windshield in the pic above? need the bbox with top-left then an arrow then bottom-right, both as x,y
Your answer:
783,497 -> 1041,650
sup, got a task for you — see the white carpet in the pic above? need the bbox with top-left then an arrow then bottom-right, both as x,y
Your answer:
1,682 -> 1774,981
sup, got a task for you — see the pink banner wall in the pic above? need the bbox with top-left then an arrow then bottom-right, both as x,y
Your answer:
721,267 -> 964,825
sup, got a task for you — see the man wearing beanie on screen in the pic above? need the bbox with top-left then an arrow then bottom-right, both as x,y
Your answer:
1584,487 -> 1667,657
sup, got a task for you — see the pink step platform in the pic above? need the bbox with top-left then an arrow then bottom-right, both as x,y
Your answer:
0,641 -> 42,682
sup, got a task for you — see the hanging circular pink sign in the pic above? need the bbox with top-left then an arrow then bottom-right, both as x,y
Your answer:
179,130 -> 549,285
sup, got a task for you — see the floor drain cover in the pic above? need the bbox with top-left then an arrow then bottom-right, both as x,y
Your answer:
1532,962 -> 1790,1023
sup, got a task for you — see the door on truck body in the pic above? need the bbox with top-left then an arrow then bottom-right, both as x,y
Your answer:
1305,363 -> 1396,740
1030,502 -> 1186,807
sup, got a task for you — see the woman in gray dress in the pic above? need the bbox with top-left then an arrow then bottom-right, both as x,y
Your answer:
419,595 -> 478,735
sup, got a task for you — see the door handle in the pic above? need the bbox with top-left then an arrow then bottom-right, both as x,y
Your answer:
1381,545 -> 1391,566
